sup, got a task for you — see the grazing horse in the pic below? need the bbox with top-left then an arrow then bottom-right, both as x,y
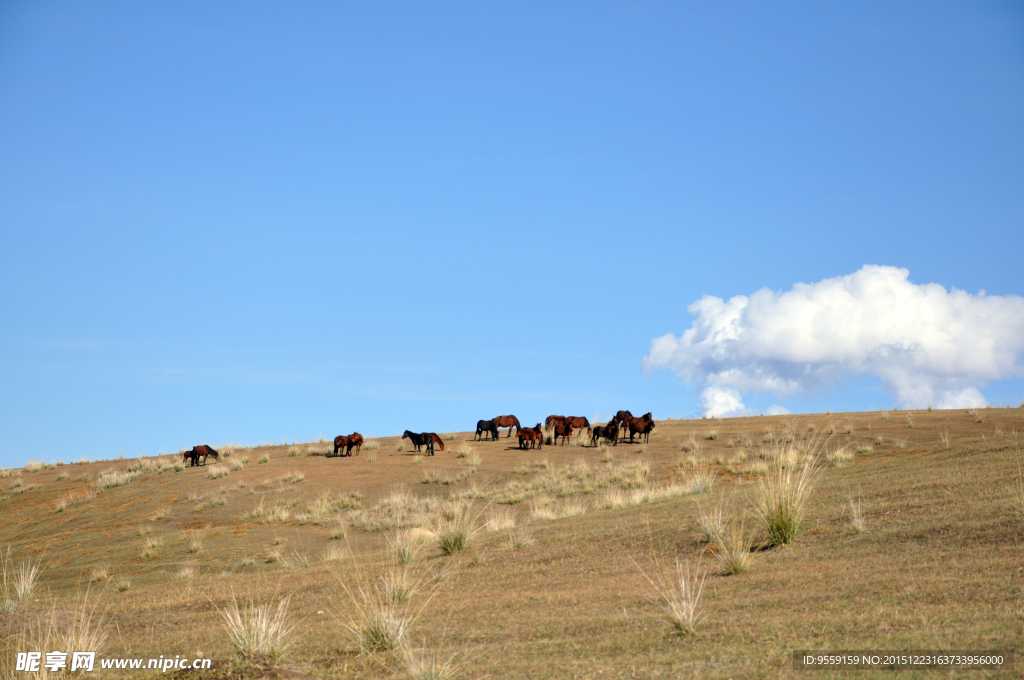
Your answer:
628,417 -> 655,444
475,419 -> 499,441
564,416 -> 591,436
492,415 -> 521,438
545,415 -> 566,428
590,425 -> 606,447
615,410 -> 634,425
333,433 -> 364,457
553,422 -> 574,446
402,431 -> 445,455
184,445 -> 218,467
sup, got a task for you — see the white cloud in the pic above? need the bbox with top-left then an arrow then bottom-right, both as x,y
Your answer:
700,386 -> 748,418
765,405 -> 791,416
643,265 -> 1024,414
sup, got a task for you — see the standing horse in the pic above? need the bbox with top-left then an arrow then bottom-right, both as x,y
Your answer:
493,415 -> 521,438
545,415 -> 566,428
564,416 -> 591,436
183,445 -> 218,467
553,422 -> 574,446
628,417 -> 655,444
517,423 -> 543,450
402,431 -> 445,455
333,433 -> 364,457
475,420 -> 499,441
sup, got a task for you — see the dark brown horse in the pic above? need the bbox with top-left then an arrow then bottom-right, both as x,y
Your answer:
591,423 -> 619,447
553,422 -> 574,446
615,410 -> 634,425
627,416 -> 655,444
475,420 -> 499,441
545,415 -> 566,428
333,433 -> 364,457
492,415 -> 521,438
183,445 -> 218,467
620,412 -> 651,441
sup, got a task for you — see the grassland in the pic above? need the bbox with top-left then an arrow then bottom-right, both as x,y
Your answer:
1,408 -> 1022,679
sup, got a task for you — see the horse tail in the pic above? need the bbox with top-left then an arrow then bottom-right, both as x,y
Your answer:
431,433 -> 445,450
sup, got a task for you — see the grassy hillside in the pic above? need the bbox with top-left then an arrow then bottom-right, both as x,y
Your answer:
2,407 -> 1022,679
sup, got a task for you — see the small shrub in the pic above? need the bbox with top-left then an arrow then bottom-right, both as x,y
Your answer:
229,458 -> 245,471
706,430 -> 718,440
288,448 -> 299,457
456,444 -> 472,459
258,455 -> 270,464
90,567 -> 109,583
434,507 -> 481,555
56,471 -> 70,481
173,462 -> 186,472
114,578 -> 132,592
894,438 -> 907,450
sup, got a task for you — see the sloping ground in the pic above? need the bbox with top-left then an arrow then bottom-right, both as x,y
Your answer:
1,407 -> 1022,679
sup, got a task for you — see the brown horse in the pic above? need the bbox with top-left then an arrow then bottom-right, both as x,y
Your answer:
615,410 -> 634,425
545,415 -> 566,428
517,423 -> 543,450
492,415 -> 521,438
564,416 -> 591,435
183,445 -> 218,467
333,433 -> 364,457
620,412 -> 651,441
475,420 -> 499,441
591,423 -> 619,447
553,422 -> 574,446
627,417 -> 655,444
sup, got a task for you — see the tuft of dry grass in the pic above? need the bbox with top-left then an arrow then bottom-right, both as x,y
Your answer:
433,505 -> 482,555
113,578 -> 132,592
848,491 -> 866,532
229,458 -> 245,471
714,520 -> 753,575
24,460 -> 45,473
684,470 -> 715,495
456,444 -> 472,458
280,470 -> 304,484
90,566 -> 109,583
363,440 -> 380,451
485,508 -> 516,533
696,499 -> 727,544
184,532 -> 205,553
174,565 -> 197,580
394,644 -> 467,680
259,454 -> 270,464
501,526 -> 535,552
826,446 -> 854,467
639,559 -> 707,636
94,468 -> 143,489
939,432 -> 951,449
219,592 -> 296,659
753,459 -> 820,547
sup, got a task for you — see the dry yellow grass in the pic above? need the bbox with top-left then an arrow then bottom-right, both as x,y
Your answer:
0,407 -> 1020,677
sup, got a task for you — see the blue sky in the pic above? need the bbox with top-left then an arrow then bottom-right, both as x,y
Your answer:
1,2 -> 1022,466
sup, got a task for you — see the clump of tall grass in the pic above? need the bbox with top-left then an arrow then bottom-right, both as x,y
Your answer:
258,454 -> 270,464
939,432 -> 951,449
706,430 -> 718,440
114,578 -> 131,592
501,527 -> 535,552
280,470 -> 305,484
680,437 -> 703,455
905,414 -> 914,428
714,520 -> 752,575
229,458 -> 245,471
684,470 -> 716,495
363,440 -> 380,451
394,645 -> 466,680
848,491 -> 866,532
753,458 -> 820,547
205,465 -> 229,479
90,566 -> 109,583
455,444 -> 472,458
433,506 -> 482,555
485,508 -> 516,532
24,460 -> 45,473
184,532 -> 205,553
94,468 -> 143,489
696,499 -> 727,544
174,566 -> 197,580
825,446 -> 854,467
250,501 -> 290,524
219,592 -> 296,659
638,559 -> 707,636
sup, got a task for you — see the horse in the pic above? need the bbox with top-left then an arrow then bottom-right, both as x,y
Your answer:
517,424 -> 543,450
564,416 -> 591,436
628,417 -> 655,444
493,415 -> 521,438
619,412 -> 651,441
402,431 -> 445,455
590,425 -> 606,447
333,433 -> 364,457
603,421 -> 620,446
553,422 -> 574,446
615,410 -> 634,425
545,415 -> 566,428
475,420 -> 499,441
183,445 -> 218,467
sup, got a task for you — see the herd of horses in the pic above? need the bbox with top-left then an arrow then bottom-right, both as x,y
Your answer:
180,411 -> 653,468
